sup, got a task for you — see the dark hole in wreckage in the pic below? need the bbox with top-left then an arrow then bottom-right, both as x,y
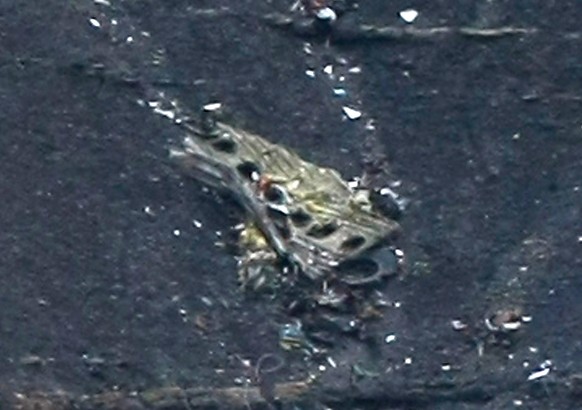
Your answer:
264,185 -> 286,204
336,246 -> 398,285
236,161 -> 261,181
212,138 -> 238,153
340,235 -> 366,252
307,222 -> 338,238
290,209 -> 313,227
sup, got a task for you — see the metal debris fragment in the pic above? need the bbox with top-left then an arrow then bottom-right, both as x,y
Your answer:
169,103 -> 400,285
399,9 -> 419,24
342,106 -> 361,120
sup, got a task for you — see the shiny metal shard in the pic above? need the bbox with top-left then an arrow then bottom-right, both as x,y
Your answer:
170,107 -> 400,284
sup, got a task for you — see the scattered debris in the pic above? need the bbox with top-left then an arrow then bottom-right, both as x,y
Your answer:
384,334 -> 397,344
342,106 -> 362,120
399,9 -> 419,24
88,18 -> 101,28
527,360 -> 552,381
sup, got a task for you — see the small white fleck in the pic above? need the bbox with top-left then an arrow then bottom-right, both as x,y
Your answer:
364,119 -> 376,130
394,301 -> 402,308
522,315 -> 532,323
441,363 -> 452,371
153,107 -> 175,120
348,66 -> 362,74
316,7 -> 337,21
519,265 -> 528,272
215,230 -> 222,237
578,236 -> 582,243
523,361 -> 530,368
303,42 -> 313,55
527,367 -> 550,381
89,18 -> 101,28
323,64 -> 333,75
318,364 -> 326,372
342,106 -> 362,120
141,31 -> 151,37
147,100 -> 160,108
173,229 -> 181,237
193,220 -> 202,229
384,334 -> 397,344
529,346 -> 538,353
348,179 -> 360,189
501,321 -> 522,331
349,320 -> 357,328
126,36 -> 134,43
514,399 -> 523,406
451,319 -> 467,330
512,133 -> 521,140
93,0 -> 111,5
203,102 -> 222,111
333,88 -> 347,96
111,18 -> 118,25
179,308 -> 187,316
404,357 -> 412,365
326,357 -> 337,368
305,69 -> 316,78
399,9 -> 419,23
394,249 -> 405,258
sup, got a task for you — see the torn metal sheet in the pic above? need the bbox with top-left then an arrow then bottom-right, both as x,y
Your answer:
168,104 -> 401,287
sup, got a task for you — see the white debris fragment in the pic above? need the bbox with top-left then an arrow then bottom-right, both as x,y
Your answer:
89,18 -> 101,28
399,9 -> 419,23
143,206 -> 155,216
326,356 -> 337,368
173,229 -> 181,237
126,36 -> 134,43
451,319 -> 468,330
384,334 -> 397,344
333,88 -> 347,96
305,69 -> 316,78
153,107 -> 175,120
527,367 -> 550,381
111,18 -> 118,25
318,364 -> 326,372
303,43 -> 313,55
404,357 -> 412,365
323,64 -> 333,75
364,119 -> 376,130
522,315 -> 532,323
203,102 -> 222,111
578,236 -> 582,243
342,106 -> 362,120
347,178 -> 360,189
316,7 -> 337,21
93,0 -> 111,6
441,363 -> 452,371
348,66 -> 362,74
193,220 -> 203,228
513,399 -> 523,406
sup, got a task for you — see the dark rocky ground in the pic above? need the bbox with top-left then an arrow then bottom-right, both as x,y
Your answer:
1,0 -> 581,409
